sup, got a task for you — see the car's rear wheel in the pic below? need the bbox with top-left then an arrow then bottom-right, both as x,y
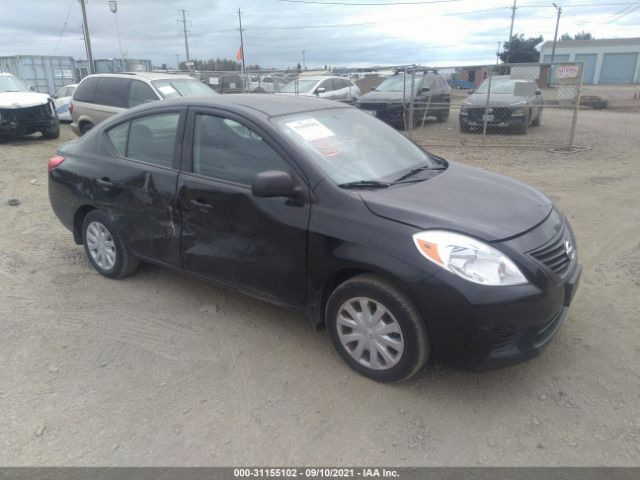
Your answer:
326,274 -> 430,383
436,106 -> 450,122
82,210 -> 139,278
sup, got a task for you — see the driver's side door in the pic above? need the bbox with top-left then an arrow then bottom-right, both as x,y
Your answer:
177,108 -> 311,307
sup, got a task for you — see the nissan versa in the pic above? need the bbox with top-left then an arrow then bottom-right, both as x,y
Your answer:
48,95 -> 581,382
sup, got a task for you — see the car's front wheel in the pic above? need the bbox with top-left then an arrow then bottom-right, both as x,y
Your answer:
82,210 -> 139,278
326,274 -> 430,383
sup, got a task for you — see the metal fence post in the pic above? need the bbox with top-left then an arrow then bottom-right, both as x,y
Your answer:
482,66 -> 494,138
568,62 -> 584,149
409,66 -> 416,137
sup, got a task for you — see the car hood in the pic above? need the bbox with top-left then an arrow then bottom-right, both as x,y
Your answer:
358,90 -> 415,103
0,91 -> 50,109
464,93 -> 526,107
359,162 -> 552,242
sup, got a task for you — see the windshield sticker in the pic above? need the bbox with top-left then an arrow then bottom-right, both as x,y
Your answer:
158,85 -> 177,96
311,138 -> 341,157
286,118 -> 335,142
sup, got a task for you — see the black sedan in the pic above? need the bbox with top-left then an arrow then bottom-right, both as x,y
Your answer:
48,95 -> 581,382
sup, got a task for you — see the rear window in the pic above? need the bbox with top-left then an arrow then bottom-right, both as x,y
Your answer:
73,77 -> 99,102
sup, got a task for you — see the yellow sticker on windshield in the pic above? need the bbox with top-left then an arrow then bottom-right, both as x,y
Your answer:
286,118 -> 335,142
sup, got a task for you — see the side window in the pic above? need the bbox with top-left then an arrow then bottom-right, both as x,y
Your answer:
192,114 -> 290,185
107,113 -> 180,168
73,77 -> 98,102
128,81 -> 158,108
127,113 -> 180,167
107,122 -> 129,156
319,79 -> 332,92
55,87 -> 67,98
94,78 -> 129,108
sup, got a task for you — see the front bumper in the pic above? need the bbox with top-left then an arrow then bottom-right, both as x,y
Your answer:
0,103 -> 58,138
459,107 -> 526,130
405,211 -> 582,370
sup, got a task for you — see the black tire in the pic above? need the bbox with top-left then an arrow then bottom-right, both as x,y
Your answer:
42,124 -> 60,139
81,210 -> 139,279
80,122 -> 94,136
436,107 -> 450,123
460,123 -> 470,133
326,274 -> 430,383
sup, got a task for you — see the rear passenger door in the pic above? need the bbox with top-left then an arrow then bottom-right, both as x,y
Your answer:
91,77 -> 130,124
177,108 -> 310,307
98,108 -> 186,265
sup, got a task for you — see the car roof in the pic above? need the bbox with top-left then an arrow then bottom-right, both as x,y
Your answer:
0,72 -> 15,77
295,76 -> 342,81
81,72 -> 194,81
129,94 -> 349,118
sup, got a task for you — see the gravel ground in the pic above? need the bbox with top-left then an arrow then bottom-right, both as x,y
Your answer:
0,109 -> 639,466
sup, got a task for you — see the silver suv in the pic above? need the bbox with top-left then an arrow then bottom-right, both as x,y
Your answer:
70,72 -> 217,136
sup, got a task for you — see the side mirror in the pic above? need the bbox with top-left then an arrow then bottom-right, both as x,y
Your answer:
468,90 -> 475,95
315,87 -> 326,95
535,90 -> 542,95
29,85 -> 36,92
420,87 -> 430,94
252,170 -> 295,198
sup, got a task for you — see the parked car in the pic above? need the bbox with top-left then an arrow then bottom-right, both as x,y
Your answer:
70,72 -> 217,136
459,76 -> 543,134
277,76 -> 360,103
248,75 -> 285,93
0,72 -> 59,139
49,95 -> 581,382
355,71 -> 451,129
53,83 -> 77,121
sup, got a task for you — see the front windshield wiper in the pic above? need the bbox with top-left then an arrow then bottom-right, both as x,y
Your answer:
393,164 -> 445,183
338,180 -> 391,189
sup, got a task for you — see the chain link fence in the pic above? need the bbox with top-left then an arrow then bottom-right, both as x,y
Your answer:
401,62 -> 585,150
171,62 -> 586,150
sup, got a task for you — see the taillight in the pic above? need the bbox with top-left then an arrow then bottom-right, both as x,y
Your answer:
68,101 -> 73,114
48,155 -> 65,172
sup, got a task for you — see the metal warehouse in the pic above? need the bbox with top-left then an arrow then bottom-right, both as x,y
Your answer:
539,37 -> 640,84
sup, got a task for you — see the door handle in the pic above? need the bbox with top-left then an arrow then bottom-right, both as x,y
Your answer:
96,177 -> 114,188
190,198 -> 213,210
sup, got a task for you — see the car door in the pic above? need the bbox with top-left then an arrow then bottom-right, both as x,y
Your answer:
54,86 -> 72,120
98,108 -> 186,265
92,77 -> 131,125
317,79 -> 336,100
177,108 -> 310,307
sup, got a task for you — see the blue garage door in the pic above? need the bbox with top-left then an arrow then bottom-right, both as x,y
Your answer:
599,53 -> 638,84
575,54 -> 597,84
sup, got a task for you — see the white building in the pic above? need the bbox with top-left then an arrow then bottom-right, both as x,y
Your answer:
539,37 -> 640,84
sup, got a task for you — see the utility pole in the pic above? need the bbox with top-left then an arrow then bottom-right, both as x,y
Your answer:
238,9 -> 246,91
506,0 -> 517,63
108,1 -> 125,72
550,3 -> 562,65
176,54 -> 180,70
79,0 -> 94,74
496,41 -> 501,64
302,50 -> 306,70
179,9 -> 191,68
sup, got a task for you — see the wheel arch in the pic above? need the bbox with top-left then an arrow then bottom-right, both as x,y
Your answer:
73,204 -> 97,244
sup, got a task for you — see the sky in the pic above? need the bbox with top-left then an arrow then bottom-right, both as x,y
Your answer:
1,0 -> 639,69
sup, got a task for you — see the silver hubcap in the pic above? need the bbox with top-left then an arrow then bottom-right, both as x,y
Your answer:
86,221 -> 116,271
336,297 -> 404,370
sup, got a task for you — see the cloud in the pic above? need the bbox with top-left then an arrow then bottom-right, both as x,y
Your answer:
1,0 -> 639,69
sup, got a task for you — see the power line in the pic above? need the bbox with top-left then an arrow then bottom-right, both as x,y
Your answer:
52,0 -> 75,56
275,0 -> 463,6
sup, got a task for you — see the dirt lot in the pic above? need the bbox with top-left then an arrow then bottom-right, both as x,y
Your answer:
0,109 -> 639,466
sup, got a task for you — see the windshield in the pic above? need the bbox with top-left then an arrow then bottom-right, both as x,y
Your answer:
375,74 -> 420,94
279,79 -> 318,93
273,109 -> 440,185
0,76 -> 29,93
476,79 -> 516,94
151,79 -> 217,99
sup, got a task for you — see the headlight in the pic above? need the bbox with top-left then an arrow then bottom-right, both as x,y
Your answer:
511,107 -> 525,117
460,104 -> 470,116
412,231 -> 527,286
